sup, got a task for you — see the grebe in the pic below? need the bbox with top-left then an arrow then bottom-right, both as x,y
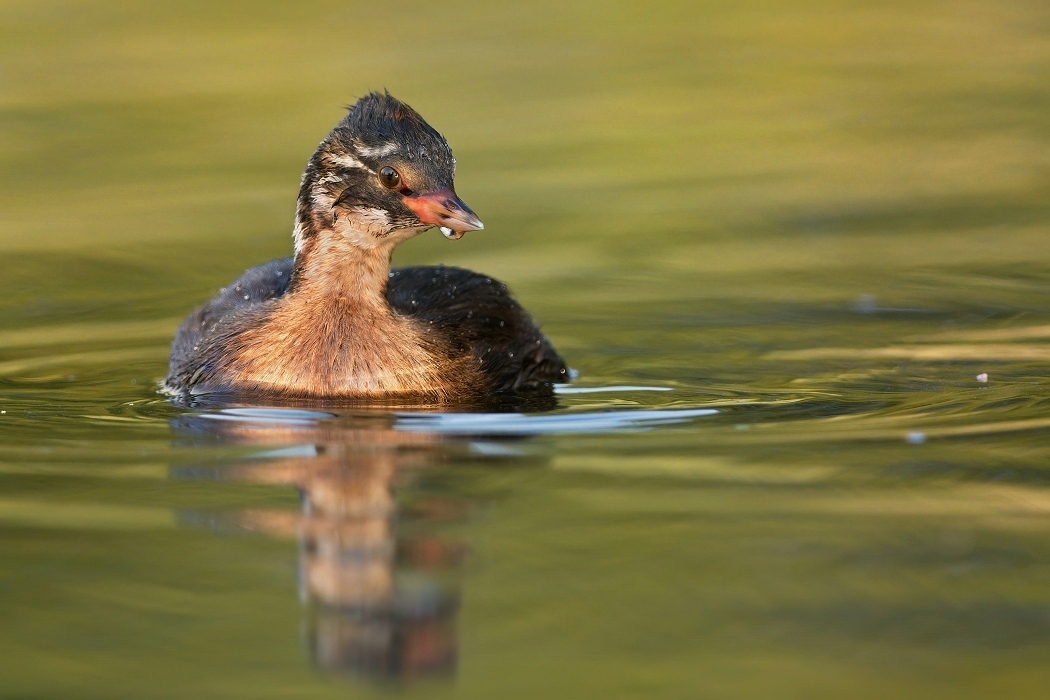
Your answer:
164,92 -> 568,401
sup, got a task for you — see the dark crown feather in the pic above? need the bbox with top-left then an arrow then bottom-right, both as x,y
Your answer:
335,92 -> 452,164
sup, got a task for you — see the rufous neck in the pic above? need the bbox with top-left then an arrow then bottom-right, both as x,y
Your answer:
290,229 -> 394,310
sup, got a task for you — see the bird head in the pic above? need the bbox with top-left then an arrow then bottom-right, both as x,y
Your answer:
294,92 -> 483,256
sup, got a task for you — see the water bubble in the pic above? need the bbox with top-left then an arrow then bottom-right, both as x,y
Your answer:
854,294 -> 878,314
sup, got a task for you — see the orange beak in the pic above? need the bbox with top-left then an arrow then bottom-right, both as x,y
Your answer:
403,189 -> 484,240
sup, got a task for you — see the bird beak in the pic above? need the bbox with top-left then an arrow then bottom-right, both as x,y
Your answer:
403,189 -> 484,240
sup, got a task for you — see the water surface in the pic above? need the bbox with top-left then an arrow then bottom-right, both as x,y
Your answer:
2,0 -> 1050,697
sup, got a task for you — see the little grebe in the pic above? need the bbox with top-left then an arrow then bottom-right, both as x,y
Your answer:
164,92 -> 568,401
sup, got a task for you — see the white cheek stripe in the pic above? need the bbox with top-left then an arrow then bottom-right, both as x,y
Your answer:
330,154 -> 375,174
357,142 -> 399,158
292,218 -> 307,257
355,207 -> 392,231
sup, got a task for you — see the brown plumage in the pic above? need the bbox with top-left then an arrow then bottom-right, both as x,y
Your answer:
163,93 -> 568,402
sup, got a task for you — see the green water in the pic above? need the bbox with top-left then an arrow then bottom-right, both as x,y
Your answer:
3,0 -> 1050,697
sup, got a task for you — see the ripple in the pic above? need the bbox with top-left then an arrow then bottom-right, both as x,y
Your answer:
394,408 -> 718,435
195,407 -> 336,425
186,402 -> 719,437
554,385 -> 674,394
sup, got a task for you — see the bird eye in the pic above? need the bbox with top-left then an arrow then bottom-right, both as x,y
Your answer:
379,166 -> 401,189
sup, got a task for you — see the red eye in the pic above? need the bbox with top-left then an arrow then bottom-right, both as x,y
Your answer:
379,166 -> 401,189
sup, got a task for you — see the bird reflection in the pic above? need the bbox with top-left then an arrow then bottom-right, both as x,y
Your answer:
171,410 -> 481,681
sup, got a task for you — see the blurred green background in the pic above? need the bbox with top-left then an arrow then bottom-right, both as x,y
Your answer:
3,0 -> 1048,319
2,1 -> 1050,698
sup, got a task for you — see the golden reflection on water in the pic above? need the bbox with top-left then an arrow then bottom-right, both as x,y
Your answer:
768,344 -> 1050,361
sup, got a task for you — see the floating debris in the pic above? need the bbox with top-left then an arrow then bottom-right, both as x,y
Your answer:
976,373 -> 988,383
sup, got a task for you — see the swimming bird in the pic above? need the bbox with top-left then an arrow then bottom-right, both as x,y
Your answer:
163,92 -> 568,402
